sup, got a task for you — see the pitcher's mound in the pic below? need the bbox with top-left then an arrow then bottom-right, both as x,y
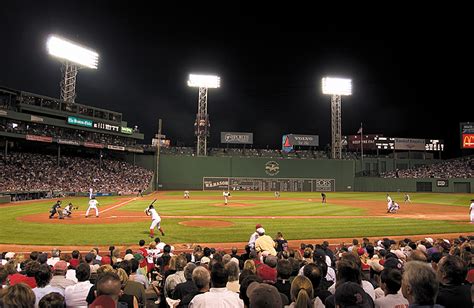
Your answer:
179,220 -> 234,228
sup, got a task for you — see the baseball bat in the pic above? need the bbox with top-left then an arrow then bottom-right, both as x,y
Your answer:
150,199 -> 157,206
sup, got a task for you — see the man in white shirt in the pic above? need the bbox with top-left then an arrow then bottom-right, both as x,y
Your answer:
33,264 -> 65,306
374,268 -> 408,308
223,191 -> 230,205
189,262 -> 243,307
65,263 -> 93,308
85,196 -> 99,218
248,224 -> 262,251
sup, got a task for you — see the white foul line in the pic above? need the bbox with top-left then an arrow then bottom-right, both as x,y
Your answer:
101,197 -> 137,213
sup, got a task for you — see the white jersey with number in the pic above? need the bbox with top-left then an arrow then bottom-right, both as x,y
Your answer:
88,199 -> 98,208
223,192 -> 229,197
387,195 -> 392,203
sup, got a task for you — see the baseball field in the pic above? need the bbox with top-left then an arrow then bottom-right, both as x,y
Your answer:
0,191 -> 472,253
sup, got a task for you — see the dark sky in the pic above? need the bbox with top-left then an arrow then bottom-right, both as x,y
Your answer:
0,2 -> 472,158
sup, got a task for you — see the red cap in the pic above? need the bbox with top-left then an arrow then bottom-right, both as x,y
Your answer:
357,248 -> 365,256
256,224 -> 262,229
89,295 -> 116,308
101,256 -> 111,265
69,259 -> 79,268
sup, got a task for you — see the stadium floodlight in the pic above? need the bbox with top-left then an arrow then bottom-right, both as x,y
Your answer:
47,35 -> 99,69
322,77 -> 352,96
187,74 -> 220,88
322,76 -> 352,159
187,73 -> 220,156
46,35 -> 99,103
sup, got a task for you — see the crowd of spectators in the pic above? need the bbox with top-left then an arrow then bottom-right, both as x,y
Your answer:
383,156 -> 473,179
0,118 -> 138,147
0,233 -> 472,307
0,151 -> 153,194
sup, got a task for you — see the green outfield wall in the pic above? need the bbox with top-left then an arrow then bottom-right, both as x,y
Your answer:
157,155 -> 355,191
125,153 -> 470,193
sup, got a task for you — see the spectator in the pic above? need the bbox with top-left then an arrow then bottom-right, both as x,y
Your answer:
179,266 -> 211,307
401,261 -> 441,307
89,272 -> 122,307
38,292 -> 66,308
0,282 -> 36,307
64,263 -> 92,307
374,269 -> 408,308
33,264 -> 65,306
436,255 -> 471,308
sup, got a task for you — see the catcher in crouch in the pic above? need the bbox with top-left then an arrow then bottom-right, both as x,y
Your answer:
145,200 -> 165,238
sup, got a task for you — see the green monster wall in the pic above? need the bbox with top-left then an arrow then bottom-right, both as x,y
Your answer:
157,155 -> 355,191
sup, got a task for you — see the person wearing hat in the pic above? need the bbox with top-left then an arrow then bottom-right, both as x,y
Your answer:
85,195 -> 99,218
335,281 -> 374,308
255,228 -> 277,256
50,260 -> 75,290
469,199 -> 474,223
248,224 -> 263,251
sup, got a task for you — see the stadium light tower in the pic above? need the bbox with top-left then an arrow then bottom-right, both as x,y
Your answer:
46,35 -> 99,103
187,74 -> 220,156
322,77 -> 352,159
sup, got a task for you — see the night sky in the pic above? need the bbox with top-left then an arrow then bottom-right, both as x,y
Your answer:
0,2 -> 472,158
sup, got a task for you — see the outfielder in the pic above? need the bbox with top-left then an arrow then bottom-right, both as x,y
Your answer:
223,191 -> 230,205
184,190 -> 190,199
145,201 -> 165,238
85,196 -> 99,218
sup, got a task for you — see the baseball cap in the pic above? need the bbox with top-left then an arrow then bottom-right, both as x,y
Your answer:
247,282 -> 282,308
5,252 -> 15,259
335,281 -> 372,308
257,265 -> 277,283
256,227 -> 265,235
424,237 -> 434,244
383,258 -> 403,270
124,253 -> 134,261
53,260 -> 68,271
255,224 -> 262,229
133,253 -> 144,262
200,256 -> 210,264
357,248 -> 365,256
101,256 -> 111,265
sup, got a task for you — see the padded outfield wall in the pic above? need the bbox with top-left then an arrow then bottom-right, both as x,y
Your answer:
354,177 -> 473,193
157,155 -> 355,191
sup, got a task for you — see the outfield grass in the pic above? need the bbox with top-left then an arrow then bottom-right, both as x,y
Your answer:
0,192 -> 472,246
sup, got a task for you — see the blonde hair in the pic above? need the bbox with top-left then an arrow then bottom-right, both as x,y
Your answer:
290,275 -> 314,308
97,264 -> 114,276
243,259 -> 256,274
116,268 -> 129,289
149,242 -> 157,249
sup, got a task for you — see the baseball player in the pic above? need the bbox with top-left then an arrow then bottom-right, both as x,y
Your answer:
404,193 -> 411,203
184,190 -> 190,199
321,192 -> 327,204
85,196 -> 99,218
387,200 -> 400,214
62,202 -> 76,218
145,202 -> 165,238
49,200 -> 62,219
89,188 -> 93,199
470,199 -> 474,223
386,193 -> 392,203
274,191 -> 280,198
223,191 -> 230,205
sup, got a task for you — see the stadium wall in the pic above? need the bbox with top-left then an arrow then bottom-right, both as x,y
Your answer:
354,177 -> 474,193
157,155 -> 355,191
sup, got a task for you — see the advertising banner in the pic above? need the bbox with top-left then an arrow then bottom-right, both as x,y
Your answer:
286,134 -> 319,146
126,147 -> 144,153
26,135 -> 53,143
462,134 -> 474,149
203,177 -> 230,190
93,122 -> 120,132
347,134 -> 380,151
220,132 -> 253,144
107,145 -> 125,151
121,127 -> 133,134
84,142 -> 104,149
394,138 -> 425,151
67,116 -> 93,128
57,139 -> 80,146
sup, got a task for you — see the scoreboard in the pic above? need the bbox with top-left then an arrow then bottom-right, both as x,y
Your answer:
203,177 -> 335,192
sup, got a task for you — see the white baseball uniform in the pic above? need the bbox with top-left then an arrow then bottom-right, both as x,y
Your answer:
89,188 -> 93,199
148,208 -> 161,230
387,195 -> 392,203
223,191 -> 229,204
470,202 -> 474,222
86,199 -> 99,217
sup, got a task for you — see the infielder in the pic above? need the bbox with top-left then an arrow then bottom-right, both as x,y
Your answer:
386,193 -> 392,203
184,191 -> 190,199
85,196 -> 99,218
404,193 -> 411,203
387,200 -> 399,214
223,191 -> 230,205
145,202 -> 165,238
470,199 -> 474,223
